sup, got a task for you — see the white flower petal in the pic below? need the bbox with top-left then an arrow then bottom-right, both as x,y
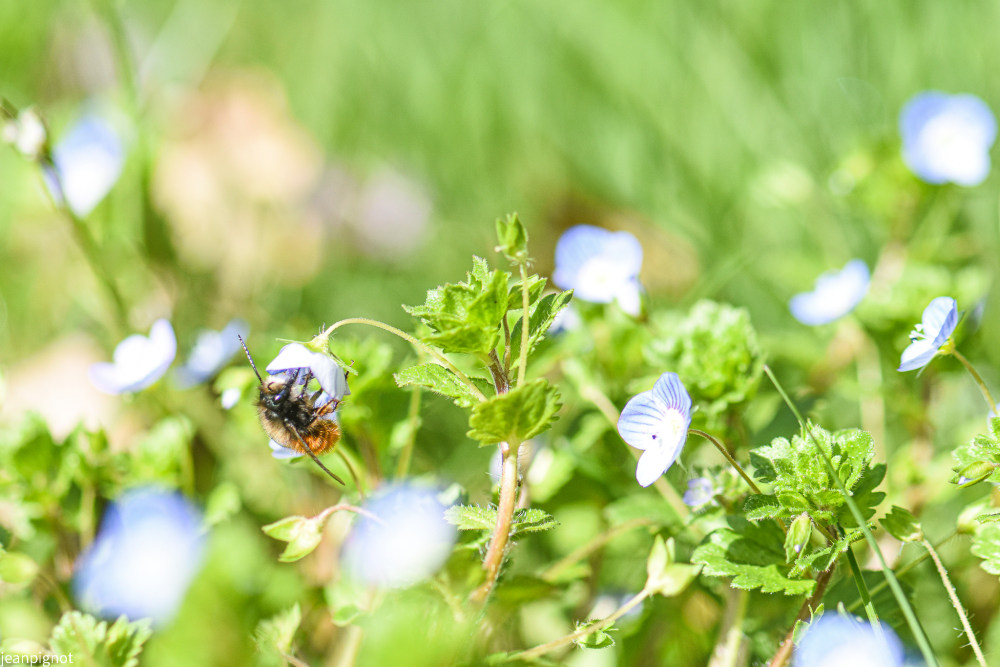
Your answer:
617,390 -> 668,451
265,343 -> 349,400
270,439 -> 303,459
921,296 -> 958,347
635,446 -> 673,487
897,339 -> 937,372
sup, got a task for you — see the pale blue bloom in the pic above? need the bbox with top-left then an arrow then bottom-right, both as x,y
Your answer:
898,296 -> 958,372
553,225 -> 643,316
266,395 -> 338,460
901,92 -> 996,186
683,477 -> 715,507
44,112 -> 125,216
220,387 -> 242,410
266,343 -> 350,402
618,373 -> 692,487
341,485 -> 456,588
73,488 -> 205,626
176,319 -> 249,388
794,614 -> 906,667
789,260 -> 869,325
89,319 -> 176,394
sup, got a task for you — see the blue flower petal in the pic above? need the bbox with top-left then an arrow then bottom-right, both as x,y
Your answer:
683,477 -> 714,507
793,614 -> 904,667
47,113 -> 125,217
900,91 -> 996,186
89,319 -> 177,394
270,439 -> 303,459
553,225 -> 643,307
617,390 -> 668,452
897,339 -> 937,372
923,296 -> 958,347
618,372 -> 693,486
789,260 -> 869,325
650,372 -> 693,417
636,446 -> 675,488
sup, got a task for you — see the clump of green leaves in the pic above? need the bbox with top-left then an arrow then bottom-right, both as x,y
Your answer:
646,300 -> 764,430
48,612 -> 152,667
952,417 -> 1000,488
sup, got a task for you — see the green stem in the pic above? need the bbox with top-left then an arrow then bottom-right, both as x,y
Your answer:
921,537 -> 987,667
845,546 -> 879,627
764,365 -> 940,667
848,531 -> 957,611
541,518 -> 653,582
395,386 -> 423,478
508,588 -> 651,662
710,587 -> 749,667
323,318 -> 486,402
471,439 -> 520,603
950,348 -> 998,416
689,429 -> 761,495
517,262 -> 531,386
768,566 -> 836,667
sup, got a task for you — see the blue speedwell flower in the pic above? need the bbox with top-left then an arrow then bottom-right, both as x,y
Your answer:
73,488 -> 205,626
789,260 -> 870,326
683,477 -> 715,507
794,613 -> 905,667
618,372 -> 692,487
341,484 -> 457,588
898,296 -> 958,372
43,112 -> 125,217
176,319 -> 249,388
89,319 -> 177,394
553,225 -> 643,316
264,343 -> 350,459
900,91 -> 997,186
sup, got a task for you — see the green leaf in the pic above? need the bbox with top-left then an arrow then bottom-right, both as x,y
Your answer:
506,274 -> 547,311
881,506 -> 923,543
49,612 -> 151,667
645,536 -> 702,597
444,504 -> 497,531
467,379 -> 561,445
952,417 -> 1000,485
203,481 -> 242,528
510,290 -> 574,361
743,494 -> 782,521
511,507 -> 558,534
646,535 -> 670,586
394,363 -> 481,408
749,425 -> 878,523
576,627 -> 615,649
972,522 -> 1000,576
403,257 -> 510,355
253,604 -> 301,657
494,212 -> 529,263
692,517 -> 815,596
262,515 -> 326,562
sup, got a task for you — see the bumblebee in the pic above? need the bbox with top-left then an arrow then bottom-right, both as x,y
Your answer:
239,336 -> 346,485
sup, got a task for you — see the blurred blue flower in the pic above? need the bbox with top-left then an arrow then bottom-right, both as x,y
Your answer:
900,91 -> 996,186
74,488 -> 205,626
341,484 -> 456,588
789,260 -> 869,325
43,112 -> 125,217
220,387 -> 242,410
683,477 -> 715,507
176,319 -> 249,388
89,319 -> 177,394
898,296 -> 958,372
617,372 -> 692,487
553,225 -> 643,315
794,613 -> 905,667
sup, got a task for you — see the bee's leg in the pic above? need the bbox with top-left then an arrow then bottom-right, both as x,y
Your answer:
289,424 -> 345,486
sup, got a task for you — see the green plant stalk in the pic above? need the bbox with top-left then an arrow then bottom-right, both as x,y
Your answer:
508,588 -> 651,662
541,517 -> 654,582
844,547 -> 880,629
516,262 -> 531,387
323,318 -> 486,402
920,537 -> 987,667
395,386 -> 423,478
768,565 -> 836,667
949,347 -> 998,416
764,365 -> 940,667
471,439 -> 520,603
709,587 -> 749,667
690,429 -> 762,494
848,531 -> 957,612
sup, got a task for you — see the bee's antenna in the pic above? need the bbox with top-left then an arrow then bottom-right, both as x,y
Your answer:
238,335 -> 264,384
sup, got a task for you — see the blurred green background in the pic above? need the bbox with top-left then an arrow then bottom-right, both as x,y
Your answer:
3,1 -> 1000,665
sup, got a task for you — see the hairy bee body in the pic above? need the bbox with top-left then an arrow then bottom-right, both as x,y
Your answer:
256,375 -> 342,456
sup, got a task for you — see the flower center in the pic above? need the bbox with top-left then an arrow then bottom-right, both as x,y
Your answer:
657,409 -> 687,446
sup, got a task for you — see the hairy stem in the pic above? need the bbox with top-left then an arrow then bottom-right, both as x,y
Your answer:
323,318 -> 486,402
471,440 -> 520,603
689,429 -> 761,495
921,537 -> 987,667
768,566 -> 835,667
395,386 -> 423,478
517,263 -> 531,386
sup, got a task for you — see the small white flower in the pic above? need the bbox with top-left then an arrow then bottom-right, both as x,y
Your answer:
89,319 -> 176,394
900,91 -> 996,186
220,387 -> 242,410
617,372 -> 693,487
73,488 -> 205,626
43,112 -> 125,217
794,614 -> 905,667
266,343 -> 349,402
176,319 -> 249,388
2,107 -> 47,159
341,485 -> 456,588
898,296 -> 958,372
789,260 -> 870,326
553,225 -> 643,316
